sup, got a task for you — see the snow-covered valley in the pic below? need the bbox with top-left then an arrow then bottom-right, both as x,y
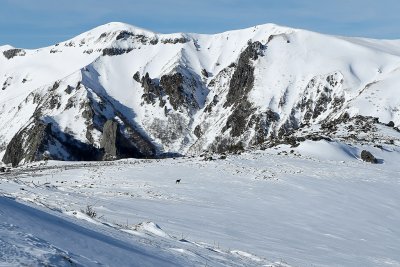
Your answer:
1,141 -> 399,266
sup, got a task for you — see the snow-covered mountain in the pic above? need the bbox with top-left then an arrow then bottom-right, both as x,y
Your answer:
1,22 -> 400,165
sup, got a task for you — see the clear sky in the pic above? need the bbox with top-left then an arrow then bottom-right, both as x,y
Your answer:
1,0 -> 400,48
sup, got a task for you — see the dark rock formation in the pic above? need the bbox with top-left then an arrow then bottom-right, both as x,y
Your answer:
116,31 -> 157,45
204,95 -> 219,113
64,85 -> 74,94
3,49 -> 26,59
102,48 -> 133,56
100,119 -> 154,160
2,119 -> 104,166
222,41 -> 264,138
249,109 -> 280,145
133,71 -> 141,83
141,71 -> 201,112
223,100 -> 255,137
201,69 -> 209,78
160,37 -> 189,44
116,31 -> 135,40
361,150 -> 378,163
160,73 -> 185,110
2,77 -> 12,90
101,120 -> 119,159
224,41 -> 264,107
2,120 -> 51,166
194,125 -> 202,138
141,73 -> 164,105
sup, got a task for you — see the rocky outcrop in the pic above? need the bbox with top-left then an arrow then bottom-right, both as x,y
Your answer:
224,41 -> 264,107
160,37 -> 189,44
223,100 -> 256,137
296,72 -> 344,124
222,41 -> 265,138
141,73 -> 164,106
140,71 -> 201,112
102,48 -> 133,56
100,119 -> 156,160
116,31 -> 159,45
101,120 -> 119,159
160,73 -> 186,111
361,150 -> 378,163
2,119 -> 105,166
2,120 -> 51,166
3,49 -> 26,59
133,71 -> 141,83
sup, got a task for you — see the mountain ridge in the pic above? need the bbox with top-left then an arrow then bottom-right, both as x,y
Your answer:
1,22 -> 400,166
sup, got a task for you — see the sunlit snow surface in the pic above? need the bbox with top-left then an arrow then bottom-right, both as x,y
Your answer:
1,141 -> 399,266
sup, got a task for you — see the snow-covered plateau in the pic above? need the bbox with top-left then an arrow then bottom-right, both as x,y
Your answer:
1,22 -> 400,266
1,141 -> 400,266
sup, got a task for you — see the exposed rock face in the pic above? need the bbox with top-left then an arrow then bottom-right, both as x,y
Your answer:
295,72 -> 344,125
141,73 -> 164,106
133,71 -> 141,83
194,125 -> 202,138
102,48 -> 133,56
361,150 -> 378,163
141,71 -> 202,112
101,120 -> 119,159
100,119 -> 155,160
222,41 -> 264,138
223,101 -> 256,137
160,37 -> 189,44
2,119 -> 105,166
2,120 -> 51,166
3,49 -> 26,59
160,73 -> 186,111
224,41 -> 264,107
115,31 -> 159,45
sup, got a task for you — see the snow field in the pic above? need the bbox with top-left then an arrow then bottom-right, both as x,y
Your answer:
1,141 -> 400,266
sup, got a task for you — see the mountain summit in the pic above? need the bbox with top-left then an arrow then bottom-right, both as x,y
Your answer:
1,22 -> 400,165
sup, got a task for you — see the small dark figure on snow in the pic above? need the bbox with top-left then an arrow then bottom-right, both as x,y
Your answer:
176,179 -> 181,184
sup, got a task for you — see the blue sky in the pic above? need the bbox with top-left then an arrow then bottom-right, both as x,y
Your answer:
1,0 -> 400,48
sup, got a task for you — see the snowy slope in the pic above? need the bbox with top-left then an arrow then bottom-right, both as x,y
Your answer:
1,22 -> 400,165
0,196 -> 273,267
1,141 -> 400,266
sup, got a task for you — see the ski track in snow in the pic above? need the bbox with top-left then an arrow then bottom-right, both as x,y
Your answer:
1,144 -> 400,266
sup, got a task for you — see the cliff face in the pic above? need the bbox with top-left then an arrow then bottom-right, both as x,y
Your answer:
1,22 -> 400,165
